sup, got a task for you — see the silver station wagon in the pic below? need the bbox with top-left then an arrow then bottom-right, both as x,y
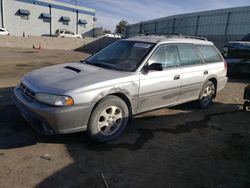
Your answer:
14,35 -> 228,142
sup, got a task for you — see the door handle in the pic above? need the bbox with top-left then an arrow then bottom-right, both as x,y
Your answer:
204,70 -> 208,75
174,75 -> 180,80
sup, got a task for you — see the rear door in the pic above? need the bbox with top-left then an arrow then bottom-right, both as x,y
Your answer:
196,45 -> 227,91
138,44 -> 181,113
178,44 -> 208,103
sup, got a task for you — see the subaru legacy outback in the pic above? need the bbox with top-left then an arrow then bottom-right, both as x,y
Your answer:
14,35 -> 228,142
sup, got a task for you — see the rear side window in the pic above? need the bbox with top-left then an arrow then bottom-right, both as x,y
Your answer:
197,45 -> 223,63
148,45 -> 179,68
178,44 -> 203,66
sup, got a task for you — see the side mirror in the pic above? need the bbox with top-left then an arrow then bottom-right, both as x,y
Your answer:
145,63 -> 163,72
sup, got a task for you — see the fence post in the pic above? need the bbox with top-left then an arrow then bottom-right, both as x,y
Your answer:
172,18 -> 176,34
195,15 -> 200,36
224,12 -> 231,43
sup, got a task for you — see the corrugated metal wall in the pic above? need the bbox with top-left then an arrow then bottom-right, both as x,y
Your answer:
126,6 -> 250,49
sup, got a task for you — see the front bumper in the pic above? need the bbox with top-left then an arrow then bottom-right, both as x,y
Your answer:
13,86 -> 93,135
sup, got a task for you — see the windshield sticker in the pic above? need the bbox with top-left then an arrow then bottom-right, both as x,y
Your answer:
134,43 -> 151,48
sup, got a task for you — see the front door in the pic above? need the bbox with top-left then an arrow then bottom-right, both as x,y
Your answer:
137,44 -> 181,113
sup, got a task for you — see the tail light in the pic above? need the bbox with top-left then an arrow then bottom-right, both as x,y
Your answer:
224,60 -> 227,70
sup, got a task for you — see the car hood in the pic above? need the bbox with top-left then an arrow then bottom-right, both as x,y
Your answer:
23,62 -> 136,94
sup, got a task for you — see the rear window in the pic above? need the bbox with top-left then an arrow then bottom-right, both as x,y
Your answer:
196,45 -> 223,63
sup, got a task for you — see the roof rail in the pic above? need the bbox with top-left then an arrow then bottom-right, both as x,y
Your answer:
139,32 -> 208,41
144,32 -> 183,37
184,35 -> 207,41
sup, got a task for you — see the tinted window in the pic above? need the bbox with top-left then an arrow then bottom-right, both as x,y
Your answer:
197,45 -> 223,63
148,45 -> 179,68
178,44 -> 203,66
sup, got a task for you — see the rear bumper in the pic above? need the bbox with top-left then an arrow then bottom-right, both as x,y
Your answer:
13,86 -> 93,134
217,76 -> 228,92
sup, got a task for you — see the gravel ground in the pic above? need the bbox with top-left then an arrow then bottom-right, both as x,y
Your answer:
0,47 -> 250,188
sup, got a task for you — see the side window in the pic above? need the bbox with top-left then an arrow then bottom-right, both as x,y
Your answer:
178,44 -> 203,66
197,45 -> 223,63
148,45 -> 179,68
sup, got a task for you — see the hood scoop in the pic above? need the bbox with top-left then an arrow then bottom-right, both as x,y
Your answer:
64,66 -> 81,73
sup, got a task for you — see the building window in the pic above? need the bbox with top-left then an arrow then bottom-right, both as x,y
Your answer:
17,9 -> 30,20
40,13 -> 51,23
62,21 -> 69,25
21,14 -> 29,20
60,16 -> 71,26
79,19 -> 87,28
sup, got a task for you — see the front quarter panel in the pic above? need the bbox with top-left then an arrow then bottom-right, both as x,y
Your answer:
67,74 -> 140,114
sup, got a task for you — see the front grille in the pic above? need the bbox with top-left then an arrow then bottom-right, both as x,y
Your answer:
20,82 -> 36,101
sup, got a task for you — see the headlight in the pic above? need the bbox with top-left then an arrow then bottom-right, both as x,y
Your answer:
35,93 -> 74,106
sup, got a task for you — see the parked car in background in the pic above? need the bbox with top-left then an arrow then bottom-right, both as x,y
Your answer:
222,33 -> 250,75
55,29 -> 82,39
0,28 -> 10,35
104,33 -> 122,38
14,35 -> 227,142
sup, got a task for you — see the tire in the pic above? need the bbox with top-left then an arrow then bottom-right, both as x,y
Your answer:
243,101 -> 249,111
87,95 -> 129,142
197,81 -> 216,109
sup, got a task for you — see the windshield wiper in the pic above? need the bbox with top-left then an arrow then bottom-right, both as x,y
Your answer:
89,62 -> 124,71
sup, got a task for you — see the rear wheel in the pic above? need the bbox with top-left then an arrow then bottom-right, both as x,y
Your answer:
243,101 -> 249,111
87,95 -> 129,142
198,81 -> 215,108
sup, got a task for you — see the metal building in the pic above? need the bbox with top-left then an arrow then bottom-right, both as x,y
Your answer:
126,6 -> 250,49
0,0 -> 95,36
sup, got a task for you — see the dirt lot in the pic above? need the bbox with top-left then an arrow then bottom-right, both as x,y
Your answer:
0,47 -> 250,188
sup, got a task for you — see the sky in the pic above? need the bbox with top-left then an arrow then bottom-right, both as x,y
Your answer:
56,0 -> 250,31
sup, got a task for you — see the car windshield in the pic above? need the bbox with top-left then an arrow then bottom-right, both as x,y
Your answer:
85,40 -> 155,71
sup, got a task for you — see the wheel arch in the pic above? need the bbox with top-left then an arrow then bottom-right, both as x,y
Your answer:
199,76 -> 218,99
208,77 -> 217,98
89,92 -> 134,125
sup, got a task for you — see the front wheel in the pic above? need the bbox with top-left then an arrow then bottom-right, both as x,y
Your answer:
197,81 -> 216,108
87,96 -> 129,142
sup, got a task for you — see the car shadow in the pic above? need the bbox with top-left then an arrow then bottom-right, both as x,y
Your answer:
74,36 -> 119,54
0,86 -> 249,187
0,86 -> 241,150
